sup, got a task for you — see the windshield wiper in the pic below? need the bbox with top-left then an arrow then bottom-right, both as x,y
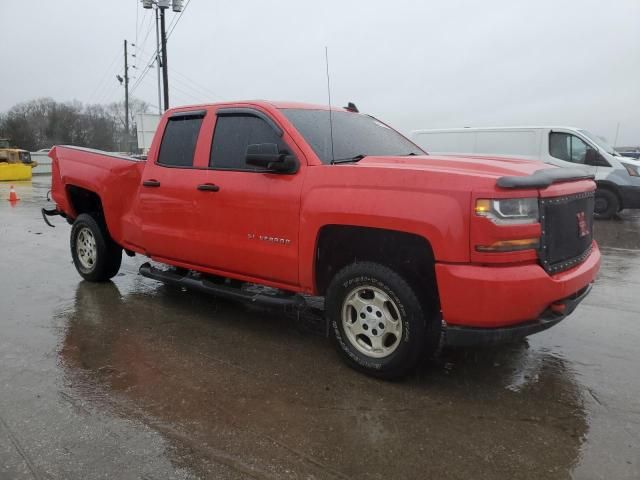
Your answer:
331,154 -> 367,165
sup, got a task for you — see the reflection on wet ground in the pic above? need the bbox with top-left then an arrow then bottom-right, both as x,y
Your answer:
1,179 -> 639,479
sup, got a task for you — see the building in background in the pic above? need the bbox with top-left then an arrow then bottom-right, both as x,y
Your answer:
136,113 -> 161,154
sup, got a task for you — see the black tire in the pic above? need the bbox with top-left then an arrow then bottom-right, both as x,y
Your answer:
326,261 -> 433,379
594,189 -> 619,219
70,213 -> 122,282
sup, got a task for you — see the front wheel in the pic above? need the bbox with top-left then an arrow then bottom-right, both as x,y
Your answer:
326,262 -> 432,379
594,189 -> 619,219
70,214 -> 122,282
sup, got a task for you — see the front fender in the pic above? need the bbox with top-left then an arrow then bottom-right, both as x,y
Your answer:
298,185 -> 470,292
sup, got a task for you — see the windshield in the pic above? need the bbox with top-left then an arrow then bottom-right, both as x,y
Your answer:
578,129 -> 618,156
0,139 -> 10,149
281,109 -> 425,164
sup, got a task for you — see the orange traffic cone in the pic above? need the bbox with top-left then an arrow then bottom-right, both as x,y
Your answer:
8,185 -> 19,202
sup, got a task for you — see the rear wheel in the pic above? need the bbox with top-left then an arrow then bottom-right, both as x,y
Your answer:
70,214 -> 122,282
326,262 -> 433,379
594,188 -> 619,219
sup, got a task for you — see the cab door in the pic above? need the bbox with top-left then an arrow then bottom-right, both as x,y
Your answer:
137,110 -> 210,265
194,108 -> 306,287
546,130 -> 598,176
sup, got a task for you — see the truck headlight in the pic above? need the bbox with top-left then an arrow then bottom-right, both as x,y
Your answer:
475,198 -> 539,225
622,162 -> 640,177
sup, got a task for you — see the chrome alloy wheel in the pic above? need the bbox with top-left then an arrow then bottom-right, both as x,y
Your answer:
341,286 -> 403,358
76,227 -> 97,271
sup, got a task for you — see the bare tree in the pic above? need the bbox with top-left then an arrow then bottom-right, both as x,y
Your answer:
0,97 -> 150,152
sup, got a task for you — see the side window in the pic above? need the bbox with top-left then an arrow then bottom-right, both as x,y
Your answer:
209,115 -> 285,170
549,132 -> 590,164
157,116 -> 203,167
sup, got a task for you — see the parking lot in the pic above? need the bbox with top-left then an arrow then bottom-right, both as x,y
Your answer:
1,177 -> 638,479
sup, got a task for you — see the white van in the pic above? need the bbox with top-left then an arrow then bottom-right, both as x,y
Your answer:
411,126 -> 640,218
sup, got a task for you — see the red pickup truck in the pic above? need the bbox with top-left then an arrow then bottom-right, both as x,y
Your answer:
45,101 -> 601,378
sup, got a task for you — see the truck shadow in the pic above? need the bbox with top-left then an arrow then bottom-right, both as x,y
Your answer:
58,279 -> 588,479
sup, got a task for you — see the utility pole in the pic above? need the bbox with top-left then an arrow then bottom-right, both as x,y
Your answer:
155,7 -> 163,115
614,122 -> 621,148
142,0 -> 183,112
124,39 -> 130,147
160,6 -> 169,111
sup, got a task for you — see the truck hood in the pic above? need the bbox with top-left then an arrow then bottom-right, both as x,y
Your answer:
356,155 -> 550,180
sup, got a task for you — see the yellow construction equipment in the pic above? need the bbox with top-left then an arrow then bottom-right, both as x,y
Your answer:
0,138 -> 37,181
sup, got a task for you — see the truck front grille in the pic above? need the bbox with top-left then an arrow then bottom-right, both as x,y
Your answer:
539,191 -> 595,274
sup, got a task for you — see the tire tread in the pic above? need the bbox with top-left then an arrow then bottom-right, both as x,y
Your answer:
326,261 -> 433,379
70,213 -> 122,282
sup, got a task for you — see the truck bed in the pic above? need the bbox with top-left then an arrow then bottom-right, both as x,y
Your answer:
50,145 -> 146,250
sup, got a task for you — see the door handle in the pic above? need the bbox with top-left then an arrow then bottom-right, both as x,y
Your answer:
143,179 -> 161,187
197,183 -> 220,192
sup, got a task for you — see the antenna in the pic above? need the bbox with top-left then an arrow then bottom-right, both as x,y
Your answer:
325,46 -> 335,163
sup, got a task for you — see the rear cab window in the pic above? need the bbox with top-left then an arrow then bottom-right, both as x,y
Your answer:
157,113 -> 205,167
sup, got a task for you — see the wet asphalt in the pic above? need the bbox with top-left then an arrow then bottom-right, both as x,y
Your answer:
0,177 -> 638,480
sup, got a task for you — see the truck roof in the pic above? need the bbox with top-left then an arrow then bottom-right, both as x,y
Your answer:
166,100 -> 349,113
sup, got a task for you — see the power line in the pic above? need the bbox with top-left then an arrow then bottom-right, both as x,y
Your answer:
169,80 -> 206,103
129,1 -> 191,97
84,1 -> 195,110
170,70 -> 218,100
130,0 -> 194,106
129,51 -> 157,94
166,0 -> 192,39
135,12 -> 156,70
130,71 -> 193,108
129,42 -> 160,94
97,80 -> 121,106
89,9 -> 151,106
87,49 -> 122,104
135,0 -> 139,54
133,45 -> 218,100
132,62 -> 218,102
126,70 -> 158,105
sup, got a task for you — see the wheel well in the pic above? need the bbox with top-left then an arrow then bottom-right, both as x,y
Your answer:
67,185 -> 103,219
595,181 -> 622,207
315,225 -> 439,309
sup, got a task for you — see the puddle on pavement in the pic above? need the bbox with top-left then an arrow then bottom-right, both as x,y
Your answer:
56,279 -> 591,479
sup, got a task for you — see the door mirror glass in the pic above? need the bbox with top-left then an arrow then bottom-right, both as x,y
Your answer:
585,148 -> 598,166
585,148 -> 611,167
246,143 -> 280,166
245,143 -> 298,173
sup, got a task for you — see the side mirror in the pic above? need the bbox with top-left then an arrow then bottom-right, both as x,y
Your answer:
585,148 -> 610,167
245,143 -> 298,173
584,148 -> 597,165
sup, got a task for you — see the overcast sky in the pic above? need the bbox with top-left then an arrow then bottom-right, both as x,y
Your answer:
1,0 -> 639,145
